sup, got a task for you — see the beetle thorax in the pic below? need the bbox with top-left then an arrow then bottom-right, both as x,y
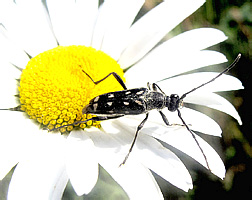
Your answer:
145,91 -> 166,111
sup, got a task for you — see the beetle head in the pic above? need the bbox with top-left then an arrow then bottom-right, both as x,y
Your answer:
166,94 -> 180,112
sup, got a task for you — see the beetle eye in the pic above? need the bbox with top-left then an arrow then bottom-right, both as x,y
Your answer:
170,94 -> 179,99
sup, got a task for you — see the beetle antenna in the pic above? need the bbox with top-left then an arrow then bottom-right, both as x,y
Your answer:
180,54 -> 241,100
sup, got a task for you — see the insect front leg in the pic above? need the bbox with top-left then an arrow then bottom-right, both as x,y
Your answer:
82,70 -> 127,90
159,110 -> 186,127
120,113 -> 149,166
147,82 -> 151,90
152,83 -> 166,94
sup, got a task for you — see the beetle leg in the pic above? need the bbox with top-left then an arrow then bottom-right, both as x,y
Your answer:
152,83 -> 166,94
120,113 -> 149,166
147,82 -> 151,90
82,70 -> 127,90
159,110 -> 186,127
159,110 -> 170,126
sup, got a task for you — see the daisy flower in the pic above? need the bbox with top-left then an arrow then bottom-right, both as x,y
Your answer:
0,0 -> 243,199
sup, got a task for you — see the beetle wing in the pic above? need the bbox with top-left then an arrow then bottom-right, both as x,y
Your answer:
83,88 -> 148,115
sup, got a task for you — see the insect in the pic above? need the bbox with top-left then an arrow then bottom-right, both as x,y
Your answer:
52,54 -> 241,169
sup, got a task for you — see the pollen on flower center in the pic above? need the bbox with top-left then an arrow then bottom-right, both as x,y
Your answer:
19,45 -> 125,133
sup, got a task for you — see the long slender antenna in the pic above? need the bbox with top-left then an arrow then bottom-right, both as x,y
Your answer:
180,54 -> 241,100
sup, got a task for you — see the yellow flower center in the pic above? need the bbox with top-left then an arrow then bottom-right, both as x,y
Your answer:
19,45 -> 125,133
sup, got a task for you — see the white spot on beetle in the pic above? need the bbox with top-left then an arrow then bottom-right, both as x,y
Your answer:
135,100 -> 142,105
108,94 -> 114,98
123,102 -> 129,105
107,102 -> 113,106
136,90 -> 144,95
93,96 -> 99,102
125,91 -> 131,95
93,103 -> 98,111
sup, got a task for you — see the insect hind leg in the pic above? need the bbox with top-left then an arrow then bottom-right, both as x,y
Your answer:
82,70 -> 127,90
120,113 -> 149,166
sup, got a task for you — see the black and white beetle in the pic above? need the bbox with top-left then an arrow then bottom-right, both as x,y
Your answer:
52,54 -> 241,169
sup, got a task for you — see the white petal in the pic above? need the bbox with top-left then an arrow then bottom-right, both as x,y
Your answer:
158,74 -> 242,104
160,28 -> 227,52
0,131 -> 19,180
136,141 -> 193,191
135,137 -> 193,191
179,107 -> 222,136
142,124 -> 225,178
92,0 -> 144,60
66,131 -> 99,196
107,162 -> 163,200
113,115 -> 225,178
119,0 -> 205,68
0,0 -> 57,57
47,0 -> 98,46
0,28 -> 30,68
8,132 -> 68,200
120,124 -> 193,191
8,158 -> 68,200
85,127 -> 164,200
157,72 -> 243,95
125,50 -> 227,88
145,108 -> 222,137
184,92 -> 242,125
0,111 -> 29,180
101,119 -> 192,191
0,64 -> 21,108
0,110 -> 67,184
